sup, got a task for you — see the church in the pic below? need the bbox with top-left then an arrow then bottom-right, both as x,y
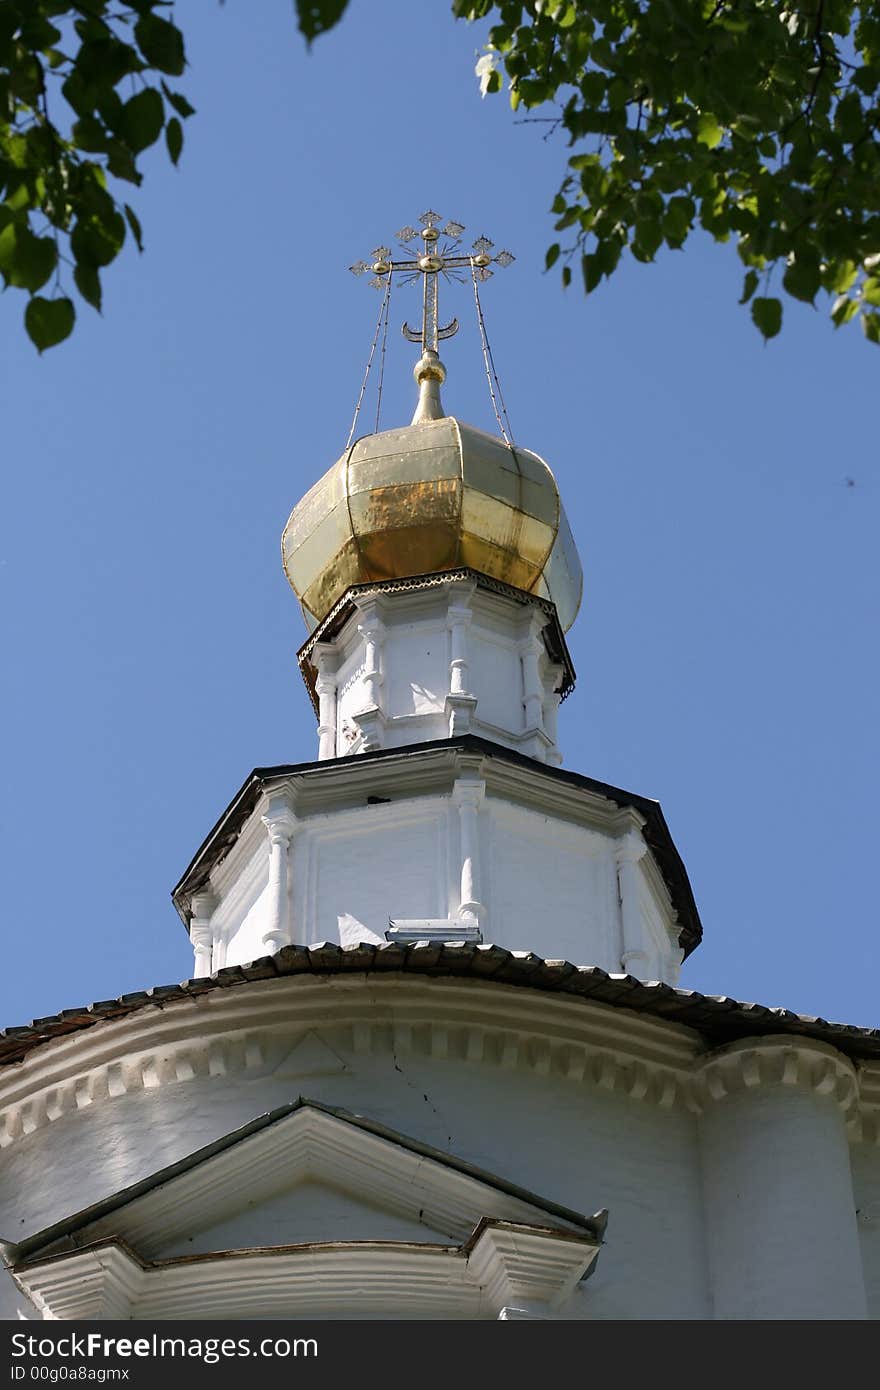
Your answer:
1,214 -> 878,1321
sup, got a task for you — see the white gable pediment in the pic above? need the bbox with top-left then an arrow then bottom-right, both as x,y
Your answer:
34,1100 -> 596,1261
11,1100 -> 605,1321
155,1179 -> 450,1259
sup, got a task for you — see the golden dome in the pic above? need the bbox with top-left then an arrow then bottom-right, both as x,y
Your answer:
282,359 -> 583,632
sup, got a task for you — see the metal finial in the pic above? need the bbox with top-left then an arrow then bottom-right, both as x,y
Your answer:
349,211 -> 515,419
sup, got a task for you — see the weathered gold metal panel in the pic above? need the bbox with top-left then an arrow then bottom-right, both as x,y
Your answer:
460,489 -> 554,570
459,530 -> 542,590
347,444 -> 460,493
458,430 -> 559,526
358,522 -> 462,580
351,420 -> 452,458
542,505 -> 583,632
282,499 -> 351,594
301,536 -> 363,628
347,478 -> 461,534
281,413 -> 583,632
281,465 -> 345,558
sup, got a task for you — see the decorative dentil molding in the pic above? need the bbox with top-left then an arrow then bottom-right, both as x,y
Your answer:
691,1036 -> 859,1119
2,973 -> 875,1155
0,975 -> 697,1152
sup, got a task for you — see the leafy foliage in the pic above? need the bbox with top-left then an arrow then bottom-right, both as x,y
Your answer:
5,0 -> 879,349
456,0 -> 880,343
0,0 -> 193,351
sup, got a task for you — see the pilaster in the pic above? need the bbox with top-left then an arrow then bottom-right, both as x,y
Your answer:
189,889 -> 217,980
295,571 -> 576,765
453,776 -> 486,932
542,663 -> 564,767
519,610 -> 547,734
350,596 -> 386,751
313,641 -> 338,761
615,829 -> 649,975
696,1037 -> 867,1319
261,793 -> 297,954
445,582 -> 478,736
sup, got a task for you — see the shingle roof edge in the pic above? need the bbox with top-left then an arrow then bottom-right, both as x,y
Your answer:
2,942 -> 878,1069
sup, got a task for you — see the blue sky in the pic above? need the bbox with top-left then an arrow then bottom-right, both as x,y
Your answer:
1,1 -> 877,1031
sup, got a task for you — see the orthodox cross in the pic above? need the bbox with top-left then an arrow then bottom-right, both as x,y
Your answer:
349,210 -> 514,355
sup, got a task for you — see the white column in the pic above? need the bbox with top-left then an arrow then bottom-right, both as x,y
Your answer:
697,1038 -> 867,1319
542,661 -> 564,767
189,889 -> 216,979
449,603 -> 472,695
261,798 -> 297,954
615,829 -> 650,975
351,597 -> 385,751
519,613 -> 546,734
445,586 -> 478,735
453,777 -> 486,930
313,642 -> 337,761
360,615 -> 383,708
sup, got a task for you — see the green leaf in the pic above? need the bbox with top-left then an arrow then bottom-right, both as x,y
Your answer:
662,195 -> 695,246
165,116 -> 182,165
696,113 -> 724,149
75,37 -> 137,91
751,296 -> 782,339
831,293 -> 859,327
120,88 -> 164,155
74,261 -> 102,312
123,203 -> 143,252
160,84 -> 196,119
134,14 -> 185,76
582,252 -> 602,293
862,311 -> 880,344
863,276 -> 880,308
71,210 -> 125,268
828,260 -> 858,293
545,243 -> 560,270
632,219 -> 663,261
71,115 -> 108,153
105,139 -> 140,184
739,269 -> 759,304
0,225 -> 57,292
782,257 -> 820,304
25,295 -> 75,353
295,0 -> 350,44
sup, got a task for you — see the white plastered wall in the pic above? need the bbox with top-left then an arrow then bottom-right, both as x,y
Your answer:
0,1021 -> 709,1319
322,583 -> 564,763
211,790 -> 681,981
852,1132 -> 880,1318
0,981 -> 872,1320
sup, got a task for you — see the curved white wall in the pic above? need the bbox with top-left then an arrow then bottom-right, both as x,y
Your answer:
699,1039 -> 867,1319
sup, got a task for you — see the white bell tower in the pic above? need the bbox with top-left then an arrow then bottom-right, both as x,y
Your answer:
173,210 -> 699,990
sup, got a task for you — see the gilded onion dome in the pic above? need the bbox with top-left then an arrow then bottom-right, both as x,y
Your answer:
282,353 -> 583,633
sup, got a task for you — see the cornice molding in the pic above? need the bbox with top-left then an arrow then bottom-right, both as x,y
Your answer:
296,569 -> 577,713
6,958 -> 878,1148
12,1101 -> 600,1268
170,738 -> 701,958
0,975 -> 700,1151
13,1218 -> 600,1321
